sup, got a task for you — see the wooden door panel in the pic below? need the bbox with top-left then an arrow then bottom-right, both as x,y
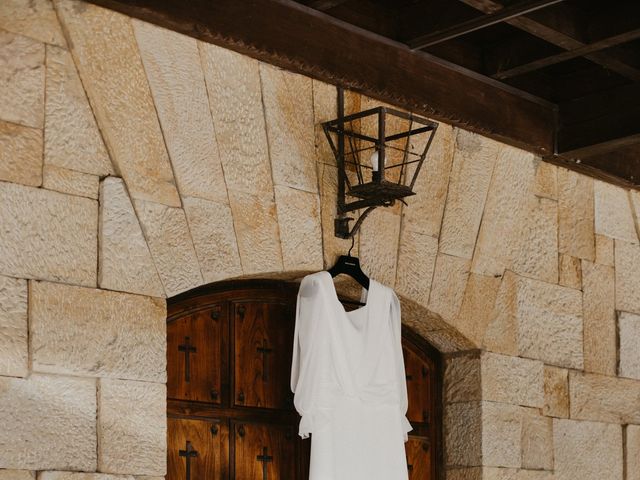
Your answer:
168,417 -> 229,480
405,435 -> 432,479
403,346 -> 432,424
168,304 -> 226,404
233,301 -> 295,409
233,421 -> 296,480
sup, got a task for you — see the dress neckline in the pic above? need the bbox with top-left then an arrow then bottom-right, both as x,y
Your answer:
321,270 -> 373,316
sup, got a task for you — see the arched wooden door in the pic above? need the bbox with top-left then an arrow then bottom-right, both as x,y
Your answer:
167,279 -> 442,480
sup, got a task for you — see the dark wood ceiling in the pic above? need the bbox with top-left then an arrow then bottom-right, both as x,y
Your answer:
90,0 -> 640,187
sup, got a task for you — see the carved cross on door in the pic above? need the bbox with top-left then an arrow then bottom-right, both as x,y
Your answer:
179,440 -> 198,480
256,446 -> 273,480
257,339 -> 273,382
178,336 -> 196,382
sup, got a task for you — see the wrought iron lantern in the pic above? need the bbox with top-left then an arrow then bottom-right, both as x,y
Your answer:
322,89 -> 439,238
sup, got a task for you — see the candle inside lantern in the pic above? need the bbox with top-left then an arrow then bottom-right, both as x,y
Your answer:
370,149 -> 379,172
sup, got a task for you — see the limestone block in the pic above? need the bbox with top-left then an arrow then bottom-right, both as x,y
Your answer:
553,419 -> 623,480
482,402 -> 523,468
55,0 -> 179,207
418,327 -> 475,354
43,165 -> 98,199
446,468 -> 483,480
439,129 -> 499,259
444,353 -> 481,403
543,366 -> 569,418
228,190 -> 284,275
533,159 -> 557,200
260,64 -> 317,193
595,234 -> 614,266
311,80 -> 337,166
471,145 -> 535,277
395,229 -> 438,308
444,402 -> 482,466
44,45 -> 113,177
428,254 -> 470,322
0,181 -> 97,286
401,123 -> 456,238
0,31 -> 44,129
511,196 -> 558,283
40,474 -> 135,480
481,352 -> 543,408
134,199 -> 203,296
359,208 -> 401,287
183,196 -> 242,283
521,410 -> 553,470
594,180 -> 637,243
98,379 -> 166,475
558,254 -> 581,289
455,273 -> 501,346
31,281 -> 166,382
619,312 -> 640,380
0,471 -> 34,480
615,240 -> 640,314
199,42 -> 273,197
0,374 -> 96,470
558,168 -> 595,261
483,271 -> 519,355
133,22 -> 227,204
0,0 -> 65,46
0,121 -> 42,186
0,276 -> 27,378
273,186 -> 323,271
99,178 -> 164,297
581,261 -> 616,375
628,425 -> 640,480
570,371 -> 640,424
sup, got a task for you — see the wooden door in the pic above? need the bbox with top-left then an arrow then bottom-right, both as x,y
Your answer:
232,421 -> 296,479
404,346 -> 432,424
406,435 -> 432,479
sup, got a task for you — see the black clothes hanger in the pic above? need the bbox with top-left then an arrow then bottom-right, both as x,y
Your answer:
327,236 -> 370,306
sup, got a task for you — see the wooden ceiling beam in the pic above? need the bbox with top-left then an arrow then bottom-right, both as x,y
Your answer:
408,0 -> 564,50
459,0 -> 640,82
301,0 -> 348,11
85,0 -> 556,155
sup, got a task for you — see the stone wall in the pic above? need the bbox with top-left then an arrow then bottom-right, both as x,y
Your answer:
0,1 -> 639,479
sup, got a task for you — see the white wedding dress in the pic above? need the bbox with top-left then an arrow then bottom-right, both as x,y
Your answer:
290,271 -> 411,480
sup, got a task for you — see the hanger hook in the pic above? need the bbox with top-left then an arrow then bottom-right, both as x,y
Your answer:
348,235 -> 355,257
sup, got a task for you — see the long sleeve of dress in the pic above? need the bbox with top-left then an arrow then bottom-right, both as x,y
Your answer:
390,290 -> 413,442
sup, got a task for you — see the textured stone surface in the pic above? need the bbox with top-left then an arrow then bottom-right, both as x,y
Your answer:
99,379 -> 166,475
428,254 -> 470,321
570,371 -> 640,424
594,180 -> 637,243
471,145 -> 535,277
31,281 -> 166,382
615,240 -> 640,314
482,352 -> 543,407
582,261 -> 616,375
359,208 -> 401,287
44,45 -> 113,176
43,165 -> 98,199
135,199 -> 203,296
0,121 -> 42,187
0,276 -> 28,377
444,354 -> 481,403
619,312 -> 640,380
40,474 -> 135,480
199,42 -> 273,196
228,190 -> 284,275
554,419 -> 623,480
0,181 -> 97,286
482,402 -> 523,468
543,366 -> 569,418
482,271 -> 519,355
260,64 -> 317,193
0,471 -> 35,480
99,178 -> 164,297
55,0 -> 179,206
0,31 -> 44,129
439,130 -> 499,259
395,229 -> 438,307
444,402 -> 482,466
558,168 -> 595,260
628,425 -> 640,480
273,186 -> 323,271
0,374 -> 96,470
595,234 -> 614,266
0,0 -> 65,46
521,410 -> 553,470
133,22 -> 227,204
558,254 -> 581,289
183,196 -> 242,283
533,159 -> 557,200
455,273 -> 501,346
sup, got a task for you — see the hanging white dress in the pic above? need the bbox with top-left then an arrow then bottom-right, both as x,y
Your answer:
290,270 -> 412,480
